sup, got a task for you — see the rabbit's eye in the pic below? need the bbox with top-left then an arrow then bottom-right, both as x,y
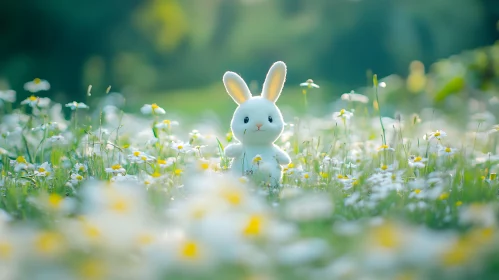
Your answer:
244,117 -> 249,123
268,116 -> 273,123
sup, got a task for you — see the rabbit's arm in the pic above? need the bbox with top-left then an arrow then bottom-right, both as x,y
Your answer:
274,147 -> 291,165
225,143 -> 243,158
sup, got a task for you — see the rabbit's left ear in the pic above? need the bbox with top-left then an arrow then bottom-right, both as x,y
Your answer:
262,61 -> 287,103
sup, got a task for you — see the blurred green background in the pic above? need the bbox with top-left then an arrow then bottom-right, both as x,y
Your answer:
1,0 -> 499,120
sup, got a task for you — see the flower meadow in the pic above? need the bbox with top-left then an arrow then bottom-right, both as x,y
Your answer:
1,70 -> 499,280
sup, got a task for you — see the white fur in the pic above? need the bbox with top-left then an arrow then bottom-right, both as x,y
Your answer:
223,61 -> 291,185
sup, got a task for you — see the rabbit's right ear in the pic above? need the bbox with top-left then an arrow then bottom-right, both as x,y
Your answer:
223,71 -> 252,105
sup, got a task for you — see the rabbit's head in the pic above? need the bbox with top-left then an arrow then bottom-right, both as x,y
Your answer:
223,61 -> 287,145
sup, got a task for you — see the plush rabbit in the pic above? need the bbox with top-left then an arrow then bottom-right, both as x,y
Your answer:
223,61 -> 291,186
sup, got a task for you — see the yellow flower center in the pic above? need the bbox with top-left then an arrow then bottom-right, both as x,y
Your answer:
157,159 -> 166,165
379,144 -> 389,150
28,95 -> 38,101
111,164 -> 122,170
177,145 -> 183,150
434,131 -> 441,137
141,156 -> 147,161
181,241 -> 199,259
48,194 -> 63,209
439,192 -> 450,200
243,215 -> 263,236
441,239 -> 471,266
445,147 -> 451,153
222,189 -> 241,205
455,201 -> 463,207
304,173 -> 310,179
76,175 -> 83,180
200,162 -> 210,170
320,172 -> 328,178
78,259 -> 106,279
0,242 -> 12,259
253,156 -> 262,163
111,199 -> 129,213
288,163 -> 294,168
137,234 -> 154,245
84,224 -> 101,239
16,156 -> 27,163
163,119 -> 171,124
133,151 -> 141,157
339,109 -> 345,116
33,78 -> 41,84
414,156 -> 422,162
372,223 -> 400,249
414,189 -> 421,194
151,171 -> 161,178
151,103 -> 159,110
174,169 -> 182,176
381,164 -> 388,170
35,231 -> 61,254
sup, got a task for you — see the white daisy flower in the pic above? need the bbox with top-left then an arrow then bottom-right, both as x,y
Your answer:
438,146 -> 457,157
0,90 -> 16,104
20,96 -> 51,108
105,164 -> 126,174
424,130 -> 447,141
171,141 -> 191,153
155,119 -> 179,129
65,101 -> 89,110
340,90 -> 369,103
74,163 -> 88,173
49,135 -> 65,142
128,150 -> 155,163
141,103 -> 165,115
300,79 -> 320,88
332,109 -> 353,121
69,173 -> 85,185
24,78 -> 50,93
408,155 -> 427,168
34,162 -> 52,177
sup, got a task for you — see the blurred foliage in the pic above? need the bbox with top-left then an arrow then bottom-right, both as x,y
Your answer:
0,0 -> 498,103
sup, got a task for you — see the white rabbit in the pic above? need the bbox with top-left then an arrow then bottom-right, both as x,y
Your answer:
223,61 -> 291,186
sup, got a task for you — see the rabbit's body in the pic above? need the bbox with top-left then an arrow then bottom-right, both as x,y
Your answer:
226,143 -> 289,184
222,61 -> 291,185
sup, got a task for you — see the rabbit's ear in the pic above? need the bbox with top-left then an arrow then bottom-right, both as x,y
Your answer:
262,61 -> 286,103
223,71 -> 252,105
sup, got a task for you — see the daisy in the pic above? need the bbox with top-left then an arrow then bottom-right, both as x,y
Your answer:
488,124 -> 499,135
34,162 -> 52,177
340,90 -> 369,103
105,164 -> 126,174
140,103 -> 165,115
299,79 -> 320,89
425,130 -> 447,141
155,119 -> 179,129
49,135 -> 65,143
69,173 -> 85,185
74,163 -> 88,173
24,78 -> 50,93
0,90 -> 16,104
377,144 -> 395,152
332,109 -> 353,121
171,141 -> 191,153
438,146 -> 457,157
11,156 -> 32,172
65,101 -> 89,110
408,155 -> 427,168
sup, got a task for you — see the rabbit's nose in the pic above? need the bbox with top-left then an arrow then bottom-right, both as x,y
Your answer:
256,123 -> 263,129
